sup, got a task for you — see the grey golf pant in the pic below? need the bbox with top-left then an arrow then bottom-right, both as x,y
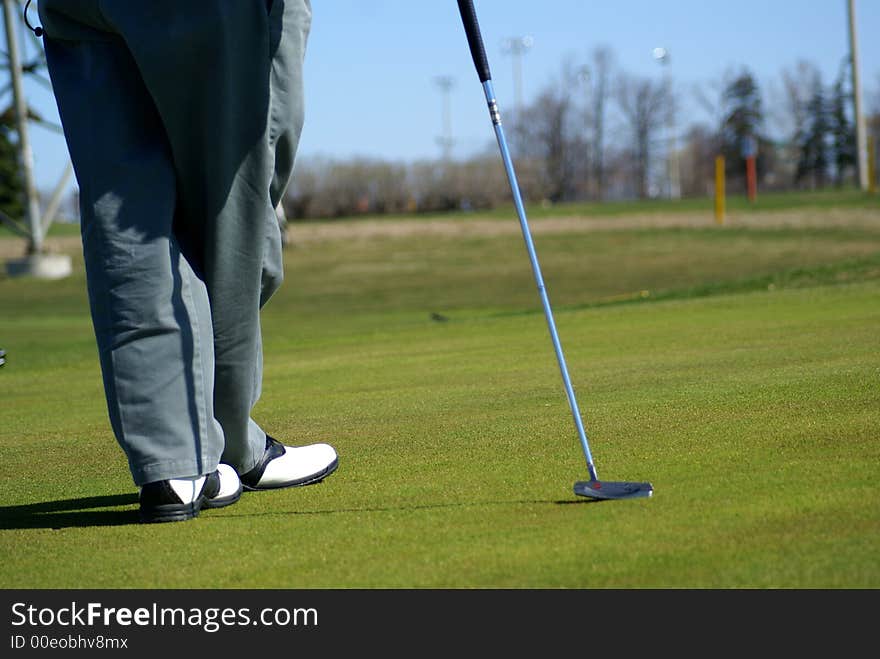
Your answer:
39,0 -> 311,485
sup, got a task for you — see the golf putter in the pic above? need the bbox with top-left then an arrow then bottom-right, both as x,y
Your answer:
456,0 -> 652,500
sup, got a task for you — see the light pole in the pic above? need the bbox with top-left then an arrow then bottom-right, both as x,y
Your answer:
433,75 -> 455,161
653,47 -> 681,200
502,35 -> 533,114
578,65 -> 599,200
847,0 -> 868,191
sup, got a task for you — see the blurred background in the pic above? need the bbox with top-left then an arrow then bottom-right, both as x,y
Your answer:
1,0 -> 878,230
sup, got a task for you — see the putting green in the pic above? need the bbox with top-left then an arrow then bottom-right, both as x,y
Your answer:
1,210 -> 878,587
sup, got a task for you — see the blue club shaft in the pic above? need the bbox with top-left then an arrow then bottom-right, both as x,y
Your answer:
481,80 -> 599,483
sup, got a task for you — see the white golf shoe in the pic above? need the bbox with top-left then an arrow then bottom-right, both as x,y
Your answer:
240,436 -> 338,490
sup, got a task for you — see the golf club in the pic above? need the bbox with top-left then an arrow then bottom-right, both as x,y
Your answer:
456,0 -> 652,501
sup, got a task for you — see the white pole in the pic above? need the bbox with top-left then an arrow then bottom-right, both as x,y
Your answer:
654,47 -> 680,200
847,0 -> 868,190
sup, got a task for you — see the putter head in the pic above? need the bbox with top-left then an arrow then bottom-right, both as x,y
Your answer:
574,480 -> 653,500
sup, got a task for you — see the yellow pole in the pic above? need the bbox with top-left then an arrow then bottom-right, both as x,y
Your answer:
869,135 -> 877,195
714,155 -> 725,224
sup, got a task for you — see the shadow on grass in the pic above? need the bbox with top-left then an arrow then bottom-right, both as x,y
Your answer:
221,497 -> 601,520
0,494 -> 140,530
0,495 -> 601,530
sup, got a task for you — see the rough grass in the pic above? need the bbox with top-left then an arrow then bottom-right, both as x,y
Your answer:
0,205 -> 878,588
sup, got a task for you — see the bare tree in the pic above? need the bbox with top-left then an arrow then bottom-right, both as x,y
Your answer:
285,157 -> 410,218
776,61 -> 834,188
678,123 -> 719,196
830,62 -> 856,187
615,74 -> 668,198
693,71 -> 738,148
776,61 -> 822,185
585,47 -> 614,200
512,63 -> 587,203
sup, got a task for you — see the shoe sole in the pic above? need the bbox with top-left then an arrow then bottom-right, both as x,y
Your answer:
242,457 -> 338,492
202,483 -> 243,510
139,500 -> 201,524
140,484 -> 243,523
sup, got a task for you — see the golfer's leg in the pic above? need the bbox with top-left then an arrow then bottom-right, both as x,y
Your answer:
42,33 -> 225,485
100,1 -> 272,473
241,0 -> 313,460
100,1 -> 311,473
242,0 -> 313,471
262,0 -> 312,306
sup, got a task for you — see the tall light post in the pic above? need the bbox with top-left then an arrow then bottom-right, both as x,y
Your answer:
847,0 -> 868,190
653,47 -> 681,200
433,75 -> 455,161
578,65 -> 593,196
502,35 -> 533,114
578,64 -> 606,201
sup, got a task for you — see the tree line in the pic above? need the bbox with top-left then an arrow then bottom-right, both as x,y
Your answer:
284,48 -> 880,220
1,48 -> 878,225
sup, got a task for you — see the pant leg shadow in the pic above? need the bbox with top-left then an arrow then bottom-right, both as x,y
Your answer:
0,494 -> 601,529
0,494 -> 140,530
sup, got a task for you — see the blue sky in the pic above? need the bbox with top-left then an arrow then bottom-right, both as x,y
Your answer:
14,0 -> 880,194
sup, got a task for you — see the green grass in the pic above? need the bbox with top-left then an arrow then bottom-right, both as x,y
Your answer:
1,210 -> 878,588
321,186 -> 880,223
482,186 -> 880,220
3,188 -> 876,239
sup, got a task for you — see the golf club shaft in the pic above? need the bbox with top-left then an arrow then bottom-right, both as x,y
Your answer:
484,81 -> 598,481
457,0 -> 598,481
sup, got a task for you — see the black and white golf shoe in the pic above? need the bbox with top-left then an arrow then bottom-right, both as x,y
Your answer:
240,436 -> 338,491
139,464 -> 242,523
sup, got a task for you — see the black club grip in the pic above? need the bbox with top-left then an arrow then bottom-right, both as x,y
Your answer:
457,0 -> 492,82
